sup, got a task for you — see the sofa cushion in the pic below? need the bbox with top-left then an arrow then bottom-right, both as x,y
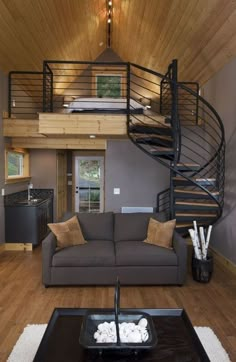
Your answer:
144,218 -> 176,249
48,216 -> 86,249
52,240 -> 115,267
76,212 -> 114,241
115,241 -> 178,266
114,213 -> 166,242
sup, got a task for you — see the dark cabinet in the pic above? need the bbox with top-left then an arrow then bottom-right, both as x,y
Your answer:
5,198 -> 53,246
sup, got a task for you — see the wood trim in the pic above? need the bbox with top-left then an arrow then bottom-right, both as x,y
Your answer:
11,138 -> 107,150
5,176 -> 31,185
209,246 -> 236,276
4,243 -> 33,251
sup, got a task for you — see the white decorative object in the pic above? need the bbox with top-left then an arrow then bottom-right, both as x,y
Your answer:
93,318 -> 149,343
199,227 -> 207,260
189,221 -> 213,260
188,228 -> 202,260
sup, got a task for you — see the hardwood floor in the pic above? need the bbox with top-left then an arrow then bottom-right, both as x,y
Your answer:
0,247 -> 235,361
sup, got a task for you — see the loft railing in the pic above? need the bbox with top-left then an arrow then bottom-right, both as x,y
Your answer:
8,71 -> 44,119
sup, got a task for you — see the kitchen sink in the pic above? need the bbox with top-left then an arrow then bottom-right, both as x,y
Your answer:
16,198 -> 43,205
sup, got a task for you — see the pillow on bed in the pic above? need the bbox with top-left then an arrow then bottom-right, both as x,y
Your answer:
143,218 -> 176,249
48,216 -> 86,249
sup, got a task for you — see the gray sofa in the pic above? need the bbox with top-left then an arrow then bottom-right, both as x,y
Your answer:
42,212 -> 187,287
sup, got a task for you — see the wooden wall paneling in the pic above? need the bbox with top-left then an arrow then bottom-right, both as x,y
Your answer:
38,113 -> 127,136
11,138 -> 107,150
1,1 -> 236,97
3,119 -> 43,137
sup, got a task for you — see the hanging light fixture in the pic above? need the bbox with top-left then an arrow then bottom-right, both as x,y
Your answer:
107,0 -> 113,47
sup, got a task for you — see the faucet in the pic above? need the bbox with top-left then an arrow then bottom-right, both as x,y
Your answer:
28,183 -> 33,201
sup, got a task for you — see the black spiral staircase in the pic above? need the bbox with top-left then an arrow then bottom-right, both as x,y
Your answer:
127,60 -> 225,234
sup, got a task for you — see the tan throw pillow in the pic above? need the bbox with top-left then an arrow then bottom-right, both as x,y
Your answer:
144,218 -> 176,249
48,215 -> 86,249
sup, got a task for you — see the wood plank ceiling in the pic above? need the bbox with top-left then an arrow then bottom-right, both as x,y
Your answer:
0,0 -> 236,85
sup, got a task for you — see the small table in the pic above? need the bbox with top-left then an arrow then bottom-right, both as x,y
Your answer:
34,308 -> 210,361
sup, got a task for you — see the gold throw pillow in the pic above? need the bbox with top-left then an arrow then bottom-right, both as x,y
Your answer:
144,218 -> 176,249
48,215 -> 86,249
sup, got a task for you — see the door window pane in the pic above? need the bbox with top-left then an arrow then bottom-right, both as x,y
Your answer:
78,159 -> 102,213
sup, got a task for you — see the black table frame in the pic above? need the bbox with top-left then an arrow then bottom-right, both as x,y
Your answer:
34,308 -> 210,361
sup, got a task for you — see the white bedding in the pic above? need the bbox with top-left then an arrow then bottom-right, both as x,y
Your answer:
66,97 -> 144,111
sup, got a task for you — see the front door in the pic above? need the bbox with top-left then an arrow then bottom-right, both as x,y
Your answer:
75,156 -> 104,213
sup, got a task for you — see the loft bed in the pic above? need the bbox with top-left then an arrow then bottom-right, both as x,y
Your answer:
65,97 -> 145,114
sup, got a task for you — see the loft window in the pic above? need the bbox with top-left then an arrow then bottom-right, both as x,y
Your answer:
92,67 -> 126,97
5,148 -> 30,183
96,75 -> 121,97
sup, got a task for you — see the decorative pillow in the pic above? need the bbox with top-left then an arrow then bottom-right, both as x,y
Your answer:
144,218 -> 176,249
48,215 -> 86,249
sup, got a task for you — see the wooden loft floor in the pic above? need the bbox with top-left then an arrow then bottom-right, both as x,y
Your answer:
3,113 -> 168,149
0,247 -> 235,361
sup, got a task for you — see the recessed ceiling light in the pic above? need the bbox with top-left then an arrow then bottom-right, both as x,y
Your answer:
89,135 -> 96,139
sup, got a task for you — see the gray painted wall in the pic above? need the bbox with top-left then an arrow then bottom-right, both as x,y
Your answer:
30,149 -> 57,219
105,140 -> 169,212
203,57 -> 236,265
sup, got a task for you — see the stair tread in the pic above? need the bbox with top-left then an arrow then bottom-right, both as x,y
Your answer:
135,134 -> 172,141
130,123 -> 170,129
176,223 -> 204,228
176,163 -> 200,168
173,176 -> 216,181
151,147 -> 174,151
176,212 -> 217,217
175,201 -> 218,207
174,189 -> 219,196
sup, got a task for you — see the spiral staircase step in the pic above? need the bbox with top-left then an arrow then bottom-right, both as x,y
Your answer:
174,189 -> 219,199
176,212 -> 217,221
175,201 -> 218,210
135,134 -> 173,147
174,163 -> 200,171
172,176 -> 216,187
150,147 -> 174,155
129,124 -> 172,135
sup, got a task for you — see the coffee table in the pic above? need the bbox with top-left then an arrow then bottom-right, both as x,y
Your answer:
33,308 -> 210,361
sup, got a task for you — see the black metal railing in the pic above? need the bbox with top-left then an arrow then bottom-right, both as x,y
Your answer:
8,71 -> 44,118
43,61 -> 130,114
156,188 -> 170,214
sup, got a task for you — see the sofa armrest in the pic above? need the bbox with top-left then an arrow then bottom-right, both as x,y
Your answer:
42,232 -> 57,286
172,231 -> 187,285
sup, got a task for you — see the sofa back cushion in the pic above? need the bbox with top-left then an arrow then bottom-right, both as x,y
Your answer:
114,212 -> 166,242
76,212 -> 114,241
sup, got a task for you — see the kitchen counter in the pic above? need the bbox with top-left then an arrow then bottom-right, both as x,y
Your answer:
4,188 -> 53,206
4,189 -> 54,246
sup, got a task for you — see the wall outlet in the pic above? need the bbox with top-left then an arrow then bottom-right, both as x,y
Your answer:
1,188 -> 5,196
113,188 -> 120,195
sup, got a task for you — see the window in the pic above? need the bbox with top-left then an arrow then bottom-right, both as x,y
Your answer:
92,67 -> 126,97
96,75 -> 121,98
5,148 -> 30,183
